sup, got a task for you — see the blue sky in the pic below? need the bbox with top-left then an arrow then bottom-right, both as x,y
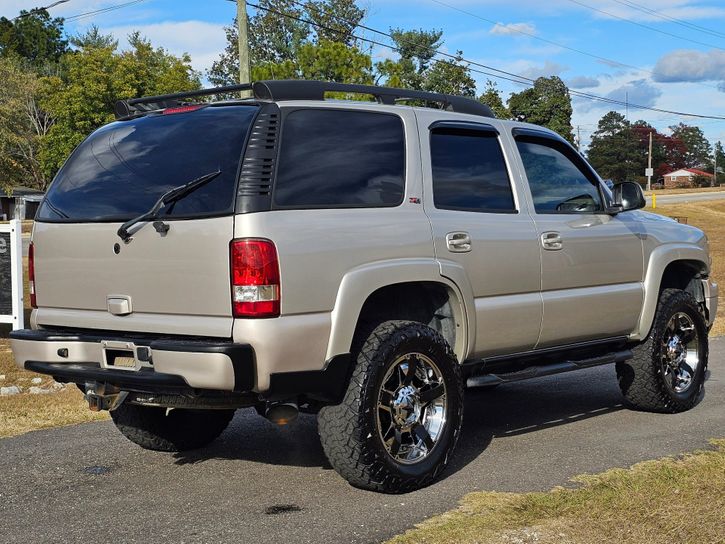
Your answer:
3,0 -> 725,150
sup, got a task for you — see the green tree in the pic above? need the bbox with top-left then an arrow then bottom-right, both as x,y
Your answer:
0,8 -> 67,68
669,123 -> 712,169
714,141 -> 724,185
69,25 -> 118,50
306,0 -> 365,45
251,40 -> 372,84
586,111 -> 638,182
0,56 -> 53,191
423,52 -> 476,97
39,32 -> 200,178
478,80 -> 509,119
376,28 -> 443,90
208,0 -> 367,87
508,76 -> 575,143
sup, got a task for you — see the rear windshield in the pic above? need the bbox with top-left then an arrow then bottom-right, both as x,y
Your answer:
37,105 -> 257,222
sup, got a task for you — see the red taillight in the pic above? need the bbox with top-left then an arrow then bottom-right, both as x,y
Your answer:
162,104 -> 204,115
28,241 -> 36,308
230,239 -> 280,318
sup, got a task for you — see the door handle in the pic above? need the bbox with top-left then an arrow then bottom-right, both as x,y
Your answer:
446,232 -> 472,253
541,231 -> 563,250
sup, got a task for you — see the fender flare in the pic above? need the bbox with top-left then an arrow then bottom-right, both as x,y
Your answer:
325,258 -> 473,362
633,243 -> 710,340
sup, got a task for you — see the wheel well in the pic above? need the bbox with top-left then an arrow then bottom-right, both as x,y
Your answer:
659,260 -> 707,305
353,282 -> 461,358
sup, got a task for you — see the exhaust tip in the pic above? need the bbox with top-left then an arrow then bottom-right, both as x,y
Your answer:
265,401 -> 299,425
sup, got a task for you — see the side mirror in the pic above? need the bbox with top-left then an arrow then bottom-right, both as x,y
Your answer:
612,181 -> 646,212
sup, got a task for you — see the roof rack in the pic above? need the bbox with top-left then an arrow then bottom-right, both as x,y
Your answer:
114,80 -> 495,120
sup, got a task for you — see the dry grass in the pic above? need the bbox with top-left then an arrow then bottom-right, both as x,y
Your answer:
648,200 -> 725,336
388,440 -> 725,544
0,341 -> 108,438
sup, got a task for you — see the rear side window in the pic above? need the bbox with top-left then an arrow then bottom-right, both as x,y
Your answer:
273,109 -> 405,208
37,105 -> 257,222
430,128 -> 516,213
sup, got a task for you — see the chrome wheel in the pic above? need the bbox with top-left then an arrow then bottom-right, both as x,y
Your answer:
376,353 -> 447,464
661,312 -> 700,394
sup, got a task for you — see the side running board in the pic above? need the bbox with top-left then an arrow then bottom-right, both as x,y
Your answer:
466,350 -> 632,388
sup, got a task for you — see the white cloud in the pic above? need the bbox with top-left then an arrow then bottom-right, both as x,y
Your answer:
519,60 -> 567,80
568,76 -> 600,89
653,49 -> 725,86
489,22 -> 536,36
101,20 -> 228,74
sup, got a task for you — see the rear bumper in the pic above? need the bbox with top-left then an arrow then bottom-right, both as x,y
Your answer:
9,329 -> 254,393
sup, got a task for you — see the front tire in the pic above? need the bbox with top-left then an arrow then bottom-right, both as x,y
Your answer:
318,320 -> 464,493
617,288 -> 708,413
110,403 -> 235,452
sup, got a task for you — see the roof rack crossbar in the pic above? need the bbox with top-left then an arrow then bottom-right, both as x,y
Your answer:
114,80 -> 495,119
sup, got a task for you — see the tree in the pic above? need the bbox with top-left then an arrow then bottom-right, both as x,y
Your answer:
251,40 -> 372,84
306,0 -> 365,45
0,56 -> 53,191
376,28 -> 443,90
0,8 -> 67,68
423,52 -> 476,97
669,123 -> 712,169
478,80 -> 509,119
586,111 -> 638,182
69,25 -> 118,50
508,76 -> 574,143
39,32 -> 201,178
715,141 -> 724,185
208,0 -> 367,87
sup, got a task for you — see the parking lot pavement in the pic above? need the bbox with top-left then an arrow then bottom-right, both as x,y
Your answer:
1,337 -> 723,544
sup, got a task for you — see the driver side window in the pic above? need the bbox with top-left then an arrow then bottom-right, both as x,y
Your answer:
516,138 -> 603,214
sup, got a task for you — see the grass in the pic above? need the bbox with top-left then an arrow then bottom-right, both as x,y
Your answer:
0,340 -> 108,438
647,200 -> 725,336
388,440 -> 725,544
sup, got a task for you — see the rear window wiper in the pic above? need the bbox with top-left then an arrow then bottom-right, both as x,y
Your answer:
117,170 -> 221,243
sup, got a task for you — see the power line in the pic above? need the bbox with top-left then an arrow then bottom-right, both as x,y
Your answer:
64,0 -> 147,22
608,0 -> 725,40
426,0 -> 721,91
11,0 -> 70,21
563,0 -> 725,52
244,1 -> 725,120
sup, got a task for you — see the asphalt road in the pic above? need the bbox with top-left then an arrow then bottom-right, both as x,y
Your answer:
1,338 -> 723,544
646,190 -> 725,206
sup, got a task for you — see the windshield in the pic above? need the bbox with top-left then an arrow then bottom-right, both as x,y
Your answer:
37,104 -> 257,222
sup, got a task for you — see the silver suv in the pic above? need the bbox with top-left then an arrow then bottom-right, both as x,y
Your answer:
10,80 -> 718,493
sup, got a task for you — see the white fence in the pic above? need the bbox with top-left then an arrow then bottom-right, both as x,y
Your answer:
0,219 -> 24,330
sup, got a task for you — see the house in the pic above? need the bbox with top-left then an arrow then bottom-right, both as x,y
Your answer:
0,186 -> 45,221
662,168 -> 714,189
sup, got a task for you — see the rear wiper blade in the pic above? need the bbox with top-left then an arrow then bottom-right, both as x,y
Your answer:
117,170 -> 221,243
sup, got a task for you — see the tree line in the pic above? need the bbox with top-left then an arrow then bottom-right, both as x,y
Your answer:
1,1 -> 721,192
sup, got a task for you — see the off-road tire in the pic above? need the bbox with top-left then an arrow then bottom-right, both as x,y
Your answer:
318,320 -> 464,493
110,404 -> 235,452
616,288 -> 708,413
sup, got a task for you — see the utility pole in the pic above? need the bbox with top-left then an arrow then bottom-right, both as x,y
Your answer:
646,130 -> 653,191
576,125 -> 581,151
715,143 -> 718,187
237,0 -> 251,95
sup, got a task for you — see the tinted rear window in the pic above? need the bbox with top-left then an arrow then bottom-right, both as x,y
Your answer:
37,105 -> 257,222
273,109 -> 405,208
431,129 -> 516,213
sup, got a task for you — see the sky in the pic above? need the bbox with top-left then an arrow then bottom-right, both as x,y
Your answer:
3,0 -> 725,153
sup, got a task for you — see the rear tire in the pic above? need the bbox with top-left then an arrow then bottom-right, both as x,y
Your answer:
617,288 -> 708,413
318,320 -> 463,493
110,403 -> 235,452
